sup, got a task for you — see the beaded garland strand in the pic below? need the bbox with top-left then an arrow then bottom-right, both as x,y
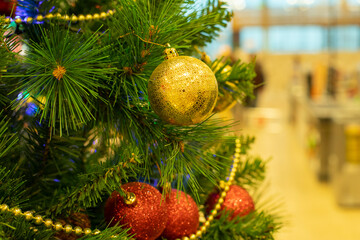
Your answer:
0,190 -> 136,236
181,138 -> 242,240
0,139 -> 243,239
4,10 -> 116,24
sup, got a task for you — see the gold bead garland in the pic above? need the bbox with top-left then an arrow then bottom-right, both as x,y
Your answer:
0,139 -> 242,239
176,138 -> 242,240
0,204 -> 100,236
4,10 -> 115,24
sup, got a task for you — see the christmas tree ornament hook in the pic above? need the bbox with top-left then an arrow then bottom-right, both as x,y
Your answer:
124,192 -> 137,205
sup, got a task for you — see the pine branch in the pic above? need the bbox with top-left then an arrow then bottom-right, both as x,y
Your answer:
0,211 -> 54,240
116,110 -> 239,199
202,210 -> 281,240
8,24 -> 116,135
0,116 -> 17,158
183,0 -> 232,49
0,117 -> 88,211
69,0 -> 115,16
0,17 -> 20,69
47,148 -> 140,216
0,167 -> 51,240
211,58 -> 256,104
0,17 -> 20,108
193,136 -> 257,203
106,0 -> 232,76
0,167 -> 27,208
235,156 -> 267,188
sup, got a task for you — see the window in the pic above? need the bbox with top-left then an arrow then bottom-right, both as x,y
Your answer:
268,26 -> 325,53
240,27 -> 263,53
239,25 -> 360,53
328,26 -> 360,51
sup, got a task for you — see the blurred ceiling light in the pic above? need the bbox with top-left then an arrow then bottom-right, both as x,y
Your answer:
299,5 -> 310,11
303,0 -> 315,5
287,0 -> 298,5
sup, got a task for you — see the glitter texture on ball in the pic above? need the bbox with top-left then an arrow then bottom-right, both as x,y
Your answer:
206,185 -> 254,220
148,56 -> 218,126
161,189 -> 199,240
104,182 -> 167,240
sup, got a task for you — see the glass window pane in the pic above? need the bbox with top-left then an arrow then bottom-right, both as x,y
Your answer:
240,27 -> 263,53
347,0 -> 360,5
328,26 -> 360,51
268,25 -> 324,53
244,0 -> 263,9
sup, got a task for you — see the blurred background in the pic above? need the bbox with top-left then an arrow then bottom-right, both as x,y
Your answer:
2,0 -> 360,239
205,0 -> 360,239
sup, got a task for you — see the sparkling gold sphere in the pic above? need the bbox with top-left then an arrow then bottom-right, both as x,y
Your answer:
148,56 -> 218,126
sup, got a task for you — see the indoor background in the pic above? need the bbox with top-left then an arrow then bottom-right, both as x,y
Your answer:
205,0 -> 360,239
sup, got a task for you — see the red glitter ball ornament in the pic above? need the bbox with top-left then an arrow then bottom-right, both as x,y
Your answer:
206,185 -> 254,220
0,0 -> 16,16
104,182 -> 167,240
160,189 -> 199,240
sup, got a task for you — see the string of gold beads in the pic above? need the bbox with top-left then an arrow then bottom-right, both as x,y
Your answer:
0,204 -> 100,236
177,138 -> 242,240
4,10 -> 115,24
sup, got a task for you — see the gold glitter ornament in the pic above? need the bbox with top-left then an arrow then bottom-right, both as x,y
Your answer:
148,47 -> 218,126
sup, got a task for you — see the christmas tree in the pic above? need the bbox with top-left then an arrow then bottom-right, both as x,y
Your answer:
0,0 -> 282,239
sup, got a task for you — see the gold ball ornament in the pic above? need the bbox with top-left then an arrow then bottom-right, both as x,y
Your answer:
148,47 -> 218,126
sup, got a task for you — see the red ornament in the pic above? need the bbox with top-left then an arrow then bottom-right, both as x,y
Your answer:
104,182 -> 167,240
0,0 -> 16,17
161,189 -> 199,240
206,185 -> 254,220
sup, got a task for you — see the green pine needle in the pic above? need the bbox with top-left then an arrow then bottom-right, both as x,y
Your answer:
11,24 -> 115,135
0,115 -> 17,158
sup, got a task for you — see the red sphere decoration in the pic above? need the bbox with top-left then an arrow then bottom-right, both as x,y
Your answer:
161,189 -> 199,240
104,182 -> 167,240
206,185 -> 254,220
0,0 -> 16,16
